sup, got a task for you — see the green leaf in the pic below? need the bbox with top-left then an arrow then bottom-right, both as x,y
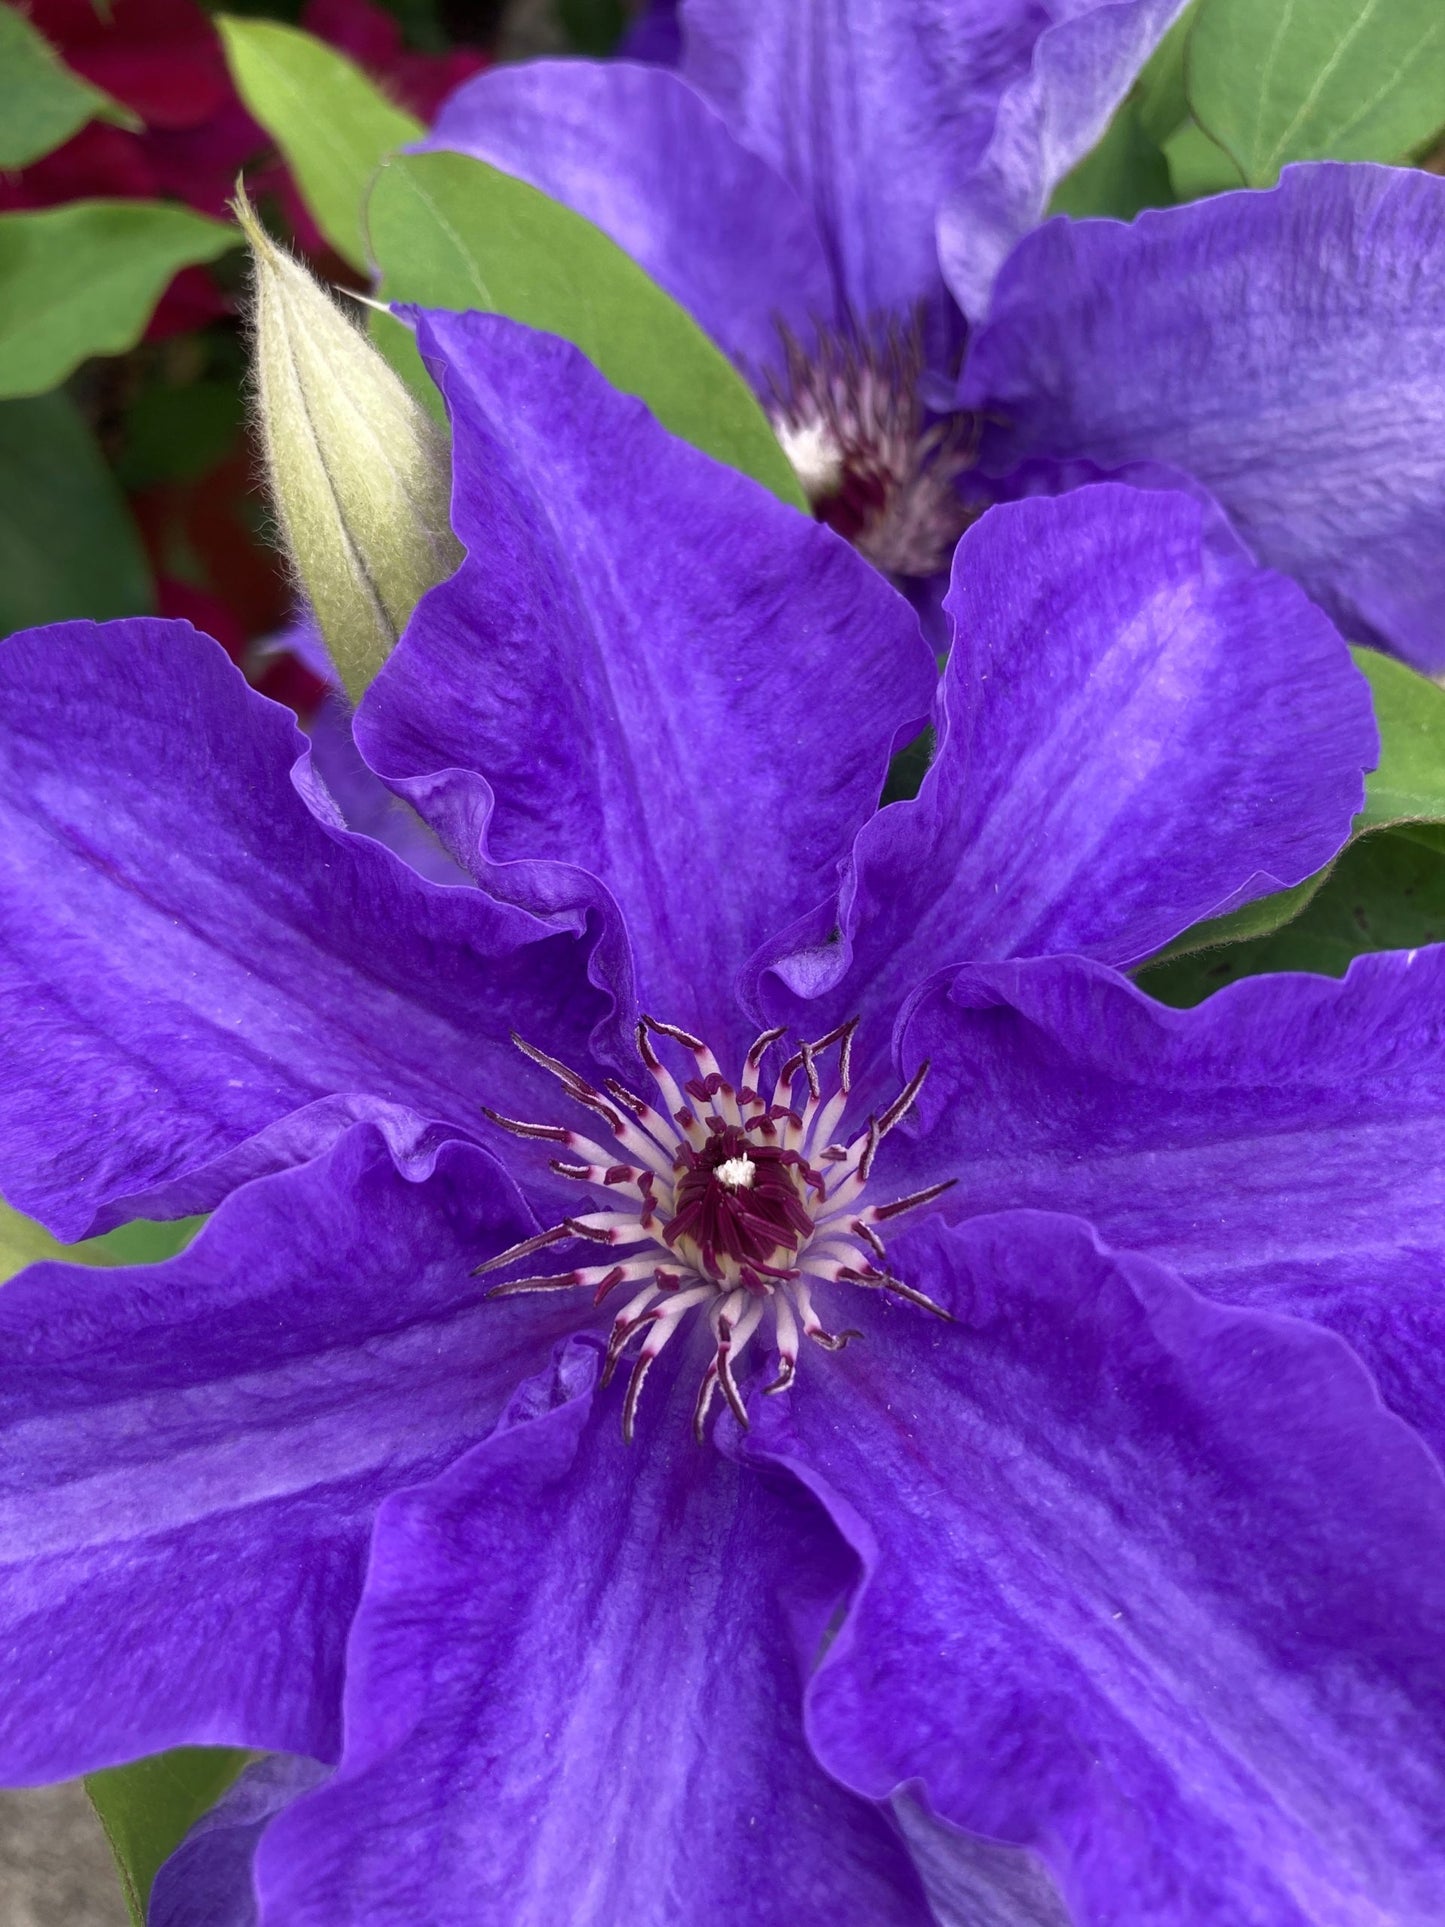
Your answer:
87,1747 -> 252,1926
558,0 -> 626,54
1048,1 -> 1205,218
1353,646 -> 1445,830
0,1 -> 139,170
1138,827 -> 1445,1006
1161,115 -> 1246,198
1185,0 -> 1445,186
369,302 -> 447,423
0,1204 -> 202,1282
117,377 -> 246,490
1396,820 -> 1445,856
218,15 -> 421,270
0,391 -> 153,632
82,1216 -> 205,1265
1135,0 -> 1200,145
368,151 -> 806,509
1047,92 -> 1175,221
0,201 -> 235,399
0,1201 -> 65,1279
1138,865 -> 1333,969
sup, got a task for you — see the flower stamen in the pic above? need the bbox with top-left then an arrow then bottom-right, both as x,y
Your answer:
482,1018 -> 954,1440
768,316 -> 977,581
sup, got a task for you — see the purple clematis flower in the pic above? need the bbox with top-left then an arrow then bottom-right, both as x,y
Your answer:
3,311 -> 1445,1924
423,0 -> 1445,667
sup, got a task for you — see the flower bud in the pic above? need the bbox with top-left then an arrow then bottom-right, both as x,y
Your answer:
235,187 -> 462,702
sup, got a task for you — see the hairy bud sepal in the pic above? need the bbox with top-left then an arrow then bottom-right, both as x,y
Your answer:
235,187 -> 462,702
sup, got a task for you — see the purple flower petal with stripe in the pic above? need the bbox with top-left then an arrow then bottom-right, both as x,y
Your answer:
748,1213 -> 1445,1924
422,0 -> 1182,587
961,163 -> 1445,670
0,312 -> 1436,1921
420,23 -> 1442,663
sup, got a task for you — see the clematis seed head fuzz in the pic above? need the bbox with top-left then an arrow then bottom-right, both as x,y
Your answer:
234,184 -> 463,702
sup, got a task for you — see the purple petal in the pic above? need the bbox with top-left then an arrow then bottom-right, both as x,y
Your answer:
254,1343 -> 932,1925
961,163 -> 1445,670
0,1126 -> 577,1783
893,946 -> 1445,1461
257,613 -> 468,885
680,0 -> 1180,344
751,1213 -> 1445,1921
151,1756 -> 329,1927
304,695 -> 466,887
359,310 -> 935,1055
680,0 -> 1026,332
938,0 -> 1189,320
418,60 -> 836,374
756,484 -> 1373,1050
255,612 -> 336,688
0,620 -> 610,1239
893,1798 -> 1071,1927
623,0 -> 681,64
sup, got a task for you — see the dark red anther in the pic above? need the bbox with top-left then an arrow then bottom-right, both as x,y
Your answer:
877,1061 -> 929,1136
592,1265 -> 628,1306
604,1079 -> 651,1116
483,1106 -> 570,1143
665,1127 -> 814,1273
565,1217 -> 615,1244
872,1177 -> 956,1220
642,1015 -> 705,1052
685,1073 -> 727,1103
472,1220 -> 572,1275
635,1018 -> 663,1072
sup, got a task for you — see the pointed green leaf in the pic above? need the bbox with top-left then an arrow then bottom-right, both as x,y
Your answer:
87,1748 -> 252,1927
369,303 -> 447,423
0,391 -> 153,631
1185,0 -> 1445,186
558,0 -> 626,54
368,151 -> 806,508
1047,93 -> 1175,220
0,1201 -> 65,1279
1161,115 -> 1246,197
1138,827 -> 1445,1005
0,201 -> 235,398
1136,864 -> 1333,969
1048,2 -> 1203,219
218,16 -> 421,270
1353,646 -> 1445,830
0,1 -> 139,170
1135,0 -> 1200,144
0,1203 -> 201,1282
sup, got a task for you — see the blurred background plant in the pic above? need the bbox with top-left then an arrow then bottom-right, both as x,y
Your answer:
0,0 -> 608,720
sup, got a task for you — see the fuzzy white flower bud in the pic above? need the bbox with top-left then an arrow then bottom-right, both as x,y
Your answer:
235,187 -> 462,702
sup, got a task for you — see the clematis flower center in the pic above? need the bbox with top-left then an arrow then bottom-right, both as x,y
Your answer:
767,317 -> 977,581
480,1018 -> 954,1442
